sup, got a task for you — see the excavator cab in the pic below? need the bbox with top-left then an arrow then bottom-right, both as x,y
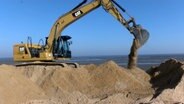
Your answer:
52,35 -> 72,59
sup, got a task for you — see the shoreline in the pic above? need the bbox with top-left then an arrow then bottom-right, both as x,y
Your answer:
1,54 -> 184,70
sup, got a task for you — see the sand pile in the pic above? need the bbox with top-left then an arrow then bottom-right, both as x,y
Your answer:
0,65 -> 45,104
17,61 -> 153,102
137,59 -> 184,103
0,59 -> 184,104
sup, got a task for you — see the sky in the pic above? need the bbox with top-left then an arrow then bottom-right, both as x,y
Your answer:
0,0 -> 184,58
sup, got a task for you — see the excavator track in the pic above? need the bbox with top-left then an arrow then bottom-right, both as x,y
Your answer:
15,62 -> 79,68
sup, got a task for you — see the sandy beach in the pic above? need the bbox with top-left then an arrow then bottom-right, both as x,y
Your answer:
0,59 -> 183,104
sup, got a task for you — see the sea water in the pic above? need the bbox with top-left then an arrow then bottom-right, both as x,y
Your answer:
1,54 -> 184,70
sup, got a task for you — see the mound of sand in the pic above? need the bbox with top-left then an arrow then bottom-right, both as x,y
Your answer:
0,65 -> 45,104
138,59 -> 184,103
0,59 -> 184,104
149,59 -> 184,103
18,61 -> 152,100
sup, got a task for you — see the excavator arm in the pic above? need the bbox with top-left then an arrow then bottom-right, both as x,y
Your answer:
46,0 -> 149,53
101,0 -> 149,47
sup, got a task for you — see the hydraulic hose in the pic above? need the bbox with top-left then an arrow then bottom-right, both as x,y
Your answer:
71,0 -> 88,11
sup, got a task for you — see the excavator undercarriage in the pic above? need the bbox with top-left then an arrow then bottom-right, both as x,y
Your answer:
15,61 -> 79,68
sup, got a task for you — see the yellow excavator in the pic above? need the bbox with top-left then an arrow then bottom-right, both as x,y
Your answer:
13,0 -> 149,68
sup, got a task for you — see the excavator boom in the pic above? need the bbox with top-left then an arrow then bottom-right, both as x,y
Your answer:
46,0 -> 149,54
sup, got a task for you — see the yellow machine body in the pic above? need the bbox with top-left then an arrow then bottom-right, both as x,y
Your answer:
13,0 -> 149,63
13,44 -> 53,62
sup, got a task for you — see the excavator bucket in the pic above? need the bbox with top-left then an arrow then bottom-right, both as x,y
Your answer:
131,26 -> 149,47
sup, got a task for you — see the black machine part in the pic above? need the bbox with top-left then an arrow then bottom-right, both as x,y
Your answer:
53,35 -> 72,58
